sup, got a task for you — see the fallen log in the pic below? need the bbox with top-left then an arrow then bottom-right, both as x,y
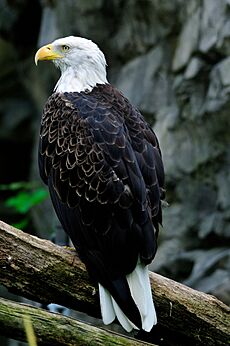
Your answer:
0,220 -> 229,345
0,297 -> 153,346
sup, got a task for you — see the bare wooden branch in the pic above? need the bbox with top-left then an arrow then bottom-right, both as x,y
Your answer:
0,220 -> 229,346
0,297 -> 154,346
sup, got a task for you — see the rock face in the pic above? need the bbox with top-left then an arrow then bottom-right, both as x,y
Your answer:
0,0 -> 229,308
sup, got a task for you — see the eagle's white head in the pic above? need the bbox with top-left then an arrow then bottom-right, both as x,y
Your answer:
35,36 -> 108,93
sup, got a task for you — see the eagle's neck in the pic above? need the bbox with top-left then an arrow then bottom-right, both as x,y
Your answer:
54,64 -> 108,93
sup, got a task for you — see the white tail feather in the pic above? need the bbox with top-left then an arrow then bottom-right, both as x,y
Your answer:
98,283 -> 115,324
111,297 -> 138,332
98,262 -> 157,332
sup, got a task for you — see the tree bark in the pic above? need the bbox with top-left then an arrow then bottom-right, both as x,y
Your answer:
0,220 -> 229,346
0,297 -> 153,346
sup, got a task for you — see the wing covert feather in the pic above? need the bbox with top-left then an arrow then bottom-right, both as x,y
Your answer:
39,84 -> 165,280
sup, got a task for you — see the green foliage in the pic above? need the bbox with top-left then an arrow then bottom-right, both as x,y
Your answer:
5,188 -> 48,214
0,181 -> 48,229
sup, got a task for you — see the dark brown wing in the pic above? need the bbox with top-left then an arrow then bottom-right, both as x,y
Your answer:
39,84 -> 164,324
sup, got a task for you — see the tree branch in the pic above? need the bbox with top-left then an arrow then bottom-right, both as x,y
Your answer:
0,220 -> 229,346
0,297 -> 153,346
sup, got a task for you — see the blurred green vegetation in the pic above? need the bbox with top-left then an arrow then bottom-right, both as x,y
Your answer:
0,181 -> 48,229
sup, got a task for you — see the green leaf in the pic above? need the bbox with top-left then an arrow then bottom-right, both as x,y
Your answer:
29,188 -> 49,206
13,218 -> 29,230
0,182 -> 28,191
6,192 -> 31,213
0,181 -> 41,191
5,188 -> 48,214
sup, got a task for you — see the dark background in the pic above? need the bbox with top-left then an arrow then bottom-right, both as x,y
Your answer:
0,0 -> 229,344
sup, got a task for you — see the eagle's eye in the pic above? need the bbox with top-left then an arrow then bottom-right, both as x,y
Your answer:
61,45 -> 70,52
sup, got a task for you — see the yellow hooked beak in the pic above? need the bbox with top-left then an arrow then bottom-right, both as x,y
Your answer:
34,44 -> 63,65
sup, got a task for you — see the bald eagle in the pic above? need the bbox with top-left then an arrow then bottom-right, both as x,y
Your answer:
35,36 -> 165,332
